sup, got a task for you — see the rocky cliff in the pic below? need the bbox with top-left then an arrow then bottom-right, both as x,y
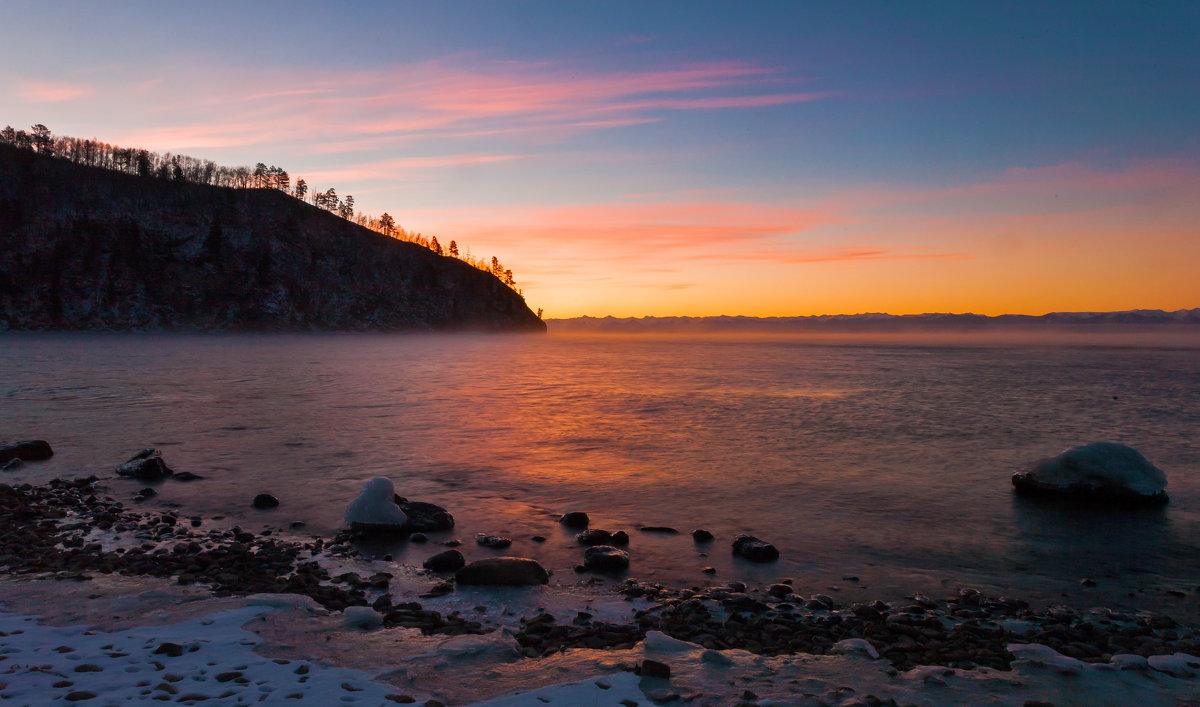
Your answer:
0,144 -> 545,332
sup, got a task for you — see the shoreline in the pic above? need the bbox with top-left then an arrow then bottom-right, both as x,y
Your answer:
3,476 -> 1200,704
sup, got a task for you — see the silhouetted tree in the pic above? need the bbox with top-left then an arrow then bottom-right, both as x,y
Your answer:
379,212 -> 394,236
338,195 -> 354,219
430,236 -> 442,255
30,124 -> 52,152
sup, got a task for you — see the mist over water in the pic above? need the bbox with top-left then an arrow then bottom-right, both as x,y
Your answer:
3,332 -> 1198,611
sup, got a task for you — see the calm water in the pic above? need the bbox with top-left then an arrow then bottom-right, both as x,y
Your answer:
3,333 -> 1199,611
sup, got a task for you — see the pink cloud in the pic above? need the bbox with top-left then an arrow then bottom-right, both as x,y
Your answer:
96,57 -> 827,153
303,153 -> 528,182
15,80 -> 92,102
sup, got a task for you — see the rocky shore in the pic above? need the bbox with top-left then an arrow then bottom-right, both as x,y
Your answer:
4,475 -> 1200,706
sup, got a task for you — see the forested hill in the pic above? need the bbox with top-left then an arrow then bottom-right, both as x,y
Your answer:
0,144 -> 545,332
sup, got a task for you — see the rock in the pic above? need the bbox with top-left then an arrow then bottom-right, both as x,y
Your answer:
611,530 -> 629,546
252,493 -> 279,509
1012,442 -> 1169,506
476,533 -> 512,549
731,534 -> 779,562
409,532 -> 427,543
422,549 -> 465,573
134,487 -> 156,501
531,535 -> 546,543
114,448 -> 172,481
2,458 -> 24,471
639,526 -> 678,534
701,566 -> 716,574
455,557 -> 550,586
343,606 -> 383,630
692,529 -> 714,543
173,471 -> 203,481
0,440 -> 53,464
559,511 -> 589,528
399,501 -> 455,532
583,545 -> 630,572
153,642 -> 183,657
345,478 -> 407,530
640,659 -> 671,679
577,529 -> 615,545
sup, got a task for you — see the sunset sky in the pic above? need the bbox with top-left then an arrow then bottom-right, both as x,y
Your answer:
2,1 -> 1197,318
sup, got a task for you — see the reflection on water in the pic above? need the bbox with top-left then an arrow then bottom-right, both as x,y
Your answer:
1,332 -> 1198,610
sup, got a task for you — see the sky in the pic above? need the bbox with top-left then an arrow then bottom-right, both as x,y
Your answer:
2,1 -> 1198,318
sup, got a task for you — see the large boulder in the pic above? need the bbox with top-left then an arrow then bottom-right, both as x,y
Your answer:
345,477 -> 408,530
115,448 -> 172,481
399,501 -> 455,532
455,557 -> 549,586
583,545 -> 630,572
1012,442 -> 1168,506
0,440 -> 54,463
732,534 -> 779,562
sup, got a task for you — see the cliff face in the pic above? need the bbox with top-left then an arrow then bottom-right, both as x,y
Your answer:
0,145 -> 545,332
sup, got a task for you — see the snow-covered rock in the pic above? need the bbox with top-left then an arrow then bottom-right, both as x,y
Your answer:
1011,442 -> 1168,506
343,606 -> 383,630
344,477 -> 408,529
831,638 -> 880,659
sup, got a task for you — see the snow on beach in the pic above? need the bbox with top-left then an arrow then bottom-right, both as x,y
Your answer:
3,577 -> 1200,706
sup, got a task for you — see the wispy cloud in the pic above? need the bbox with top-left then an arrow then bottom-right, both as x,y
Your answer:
101,57 -> 826,153
304,153 -> 528,182
14,80 -> 92,102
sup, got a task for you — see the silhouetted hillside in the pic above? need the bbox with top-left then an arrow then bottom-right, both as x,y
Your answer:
0,144 -> 544,332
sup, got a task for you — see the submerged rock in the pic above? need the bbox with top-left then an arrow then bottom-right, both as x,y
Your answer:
1012,442 -> 1169,506
732,534 -> 779,562
583,545 -> 630,572
0,440 -> 53,463
455,557 -> 550,586
399,501 -> 455,532
2,458 -> 24,472
423,549 -> 465,573
559,511 -> 590,528
114,448 -> 172,481
476,533 -> 513,549
252,493 -> 279,509
576,529 -> 616,545
345,477 -> 408,530
692,529 -> 714,543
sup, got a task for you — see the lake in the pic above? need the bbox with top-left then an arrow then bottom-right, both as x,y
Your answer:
3,332 -> 1198,612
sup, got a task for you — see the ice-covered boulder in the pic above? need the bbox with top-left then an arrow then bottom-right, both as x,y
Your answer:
1012,442 -> 1168,506
344,477 -> 408,530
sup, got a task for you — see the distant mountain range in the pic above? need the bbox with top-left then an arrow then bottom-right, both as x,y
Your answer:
548,310 -> 1200,334
0,144 -> 544,332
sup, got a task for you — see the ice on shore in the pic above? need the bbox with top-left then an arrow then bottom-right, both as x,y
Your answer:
0,603 -> 408,705
344,476 -> 408,527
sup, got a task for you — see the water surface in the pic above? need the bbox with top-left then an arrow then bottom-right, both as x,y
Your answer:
3,333 -> 1198,611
